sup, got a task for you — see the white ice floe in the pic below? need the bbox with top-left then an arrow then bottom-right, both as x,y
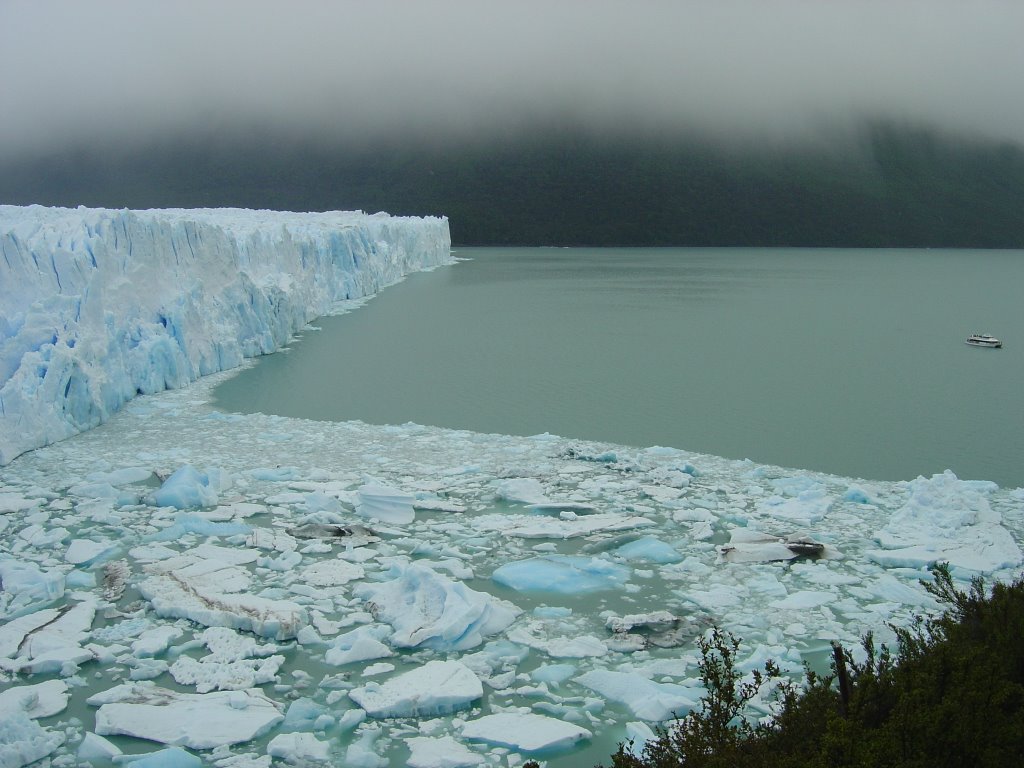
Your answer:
0,600 -> 97,675
168,627 -> 284,691
355,483 -> 416,524
472,511 -> 654,539
266,732 -> 331,763
0,712 -> 65,768
349,660 -> 483,718
460,711 -> 592,753
576,670 -> 703,721
89,683 -> 284,749
138,554 -> 308,640
0,680 -> 69,719
868,471 -> 1022,572
491,554 -> 631,594
717,528 -> 829,564
355,563 -> 520,651
404,735 -> 484,768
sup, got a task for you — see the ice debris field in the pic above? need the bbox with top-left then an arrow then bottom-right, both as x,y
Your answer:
1,206 -> 1023,768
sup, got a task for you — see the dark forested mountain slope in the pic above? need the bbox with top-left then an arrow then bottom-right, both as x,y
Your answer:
3,121 -> 1022,247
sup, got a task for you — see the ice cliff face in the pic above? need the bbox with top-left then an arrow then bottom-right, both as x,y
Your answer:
0,205 -> 451,464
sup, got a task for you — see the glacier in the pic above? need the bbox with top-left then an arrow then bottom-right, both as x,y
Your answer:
0,204 -> 1022,767
0,205 -> 451,464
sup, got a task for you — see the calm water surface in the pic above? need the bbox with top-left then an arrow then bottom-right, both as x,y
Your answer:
214,248 -> 1024,487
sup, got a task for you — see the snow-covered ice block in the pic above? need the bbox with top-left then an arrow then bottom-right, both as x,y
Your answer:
138,555 -> 307,640
348,660 -> 482,718
354,483 -> 415,524
128,747 -> 203,768
615,535 -> 683,563
267,732 -> 331,763
405,735 -> 484,768
576,669 -> 701,721
354,563 -> 519,651
90,683 -> 284,749
324,625 -> 395,666
869,471 -> 1022,572
77,732 -> 123,762
0,680 -> 69,719
473,512 -> 655,539
491,555 -> 630,594
0,711 -> 65,768
151,466 -> 221,509
461,712 -> 591,753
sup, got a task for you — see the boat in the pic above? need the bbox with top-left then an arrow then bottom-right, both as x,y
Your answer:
966,333 -> 1002,348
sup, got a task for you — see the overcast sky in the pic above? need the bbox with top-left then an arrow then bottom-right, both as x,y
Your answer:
3,0 -> 1024,159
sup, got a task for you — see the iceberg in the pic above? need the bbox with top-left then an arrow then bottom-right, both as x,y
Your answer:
348,660 -> 483,718
89,683 -> 284,750
460,712 -> 592,753
0,205 -> 451,464
354,563 -> 520,651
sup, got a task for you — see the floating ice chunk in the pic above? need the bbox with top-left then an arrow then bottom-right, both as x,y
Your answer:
355,563 -> 519,651
167,627 -> 285,691
0,494 -> 41,514
324,626 -> 395,666
507,625 -> 608,658
0,560 -> 65,613
90,683 -> 284,749
267,732 -> 331,763
473,512 -> 655,539
755,486 -> 832,523
770,591 -> 835,610
354,484 -> 415,524
842,485 -> 874,504
65,538 -> 117,565
717,529 -> 828,563
147,513 -> 251,542
405,735 -> 484,768
615,536 -> 683,564
869,471 -> 1022,573
130,747 -> 203,768
605,611 -> 702,650
152,466 -> 221,509
576,670 -> 701,721
625,721 -> 658,756
0,608 -> 62,658
491,555 -> 630,594
348,660 -> 482,718
0,680 -> 69,719
77,732 -> 123,762
0,711 -> 65,768
0,600 -> 97,674
297,558 -> 365,587
345,727 -> 387,768
169,653 -> 285,693
461,712 -> 591,753
495,478 -> 549,505
131,626 -> 184,658
138,555 -> 308,640
531,663 -> 577,684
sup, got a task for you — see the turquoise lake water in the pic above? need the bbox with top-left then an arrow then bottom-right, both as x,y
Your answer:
214,247 -> 1024,488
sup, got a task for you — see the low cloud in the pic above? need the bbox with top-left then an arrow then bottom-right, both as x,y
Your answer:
3,0 -> 1024,158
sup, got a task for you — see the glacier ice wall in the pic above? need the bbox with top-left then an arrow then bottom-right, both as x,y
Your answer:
0,205 -> 451,464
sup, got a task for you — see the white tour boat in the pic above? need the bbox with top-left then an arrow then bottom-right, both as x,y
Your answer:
965,333 -> 1002,348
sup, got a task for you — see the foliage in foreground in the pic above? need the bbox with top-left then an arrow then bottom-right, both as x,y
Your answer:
601,564 -> 1024,768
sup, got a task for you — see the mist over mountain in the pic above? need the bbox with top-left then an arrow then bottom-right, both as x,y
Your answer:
2,120 -> 1023,248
